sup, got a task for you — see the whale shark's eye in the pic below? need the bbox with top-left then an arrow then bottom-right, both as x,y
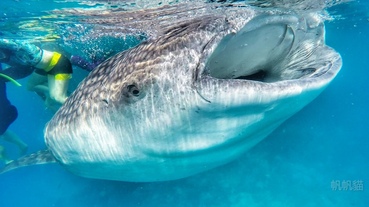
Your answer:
127,84 -> 140,96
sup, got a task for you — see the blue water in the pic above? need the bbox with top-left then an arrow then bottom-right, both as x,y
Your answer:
0,0 -> 368,206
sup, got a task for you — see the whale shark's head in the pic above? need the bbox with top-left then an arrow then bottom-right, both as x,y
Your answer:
45,10 -> 341,182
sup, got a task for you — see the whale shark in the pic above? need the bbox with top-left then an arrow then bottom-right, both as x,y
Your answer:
0,3 -> 341,182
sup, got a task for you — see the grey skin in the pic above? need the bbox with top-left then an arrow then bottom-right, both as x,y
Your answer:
0,6 -> 341,182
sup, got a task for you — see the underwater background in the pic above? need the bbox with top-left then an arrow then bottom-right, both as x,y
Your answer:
0,0 -> 368,206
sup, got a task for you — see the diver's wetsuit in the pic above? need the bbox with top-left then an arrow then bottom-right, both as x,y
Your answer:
0,77 -> 18,135
0,50 -> 33,135
0,63 -> 18,135
0,39 -> 72,79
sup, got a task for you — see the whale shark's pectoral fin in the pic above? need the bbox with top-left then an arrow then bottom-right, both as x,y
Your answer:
0,149 -> 57,174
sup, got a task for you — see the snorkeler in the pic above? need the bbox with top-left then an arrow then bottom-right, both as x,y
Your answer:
0,39 -> 73,105
0,63 -> 28,164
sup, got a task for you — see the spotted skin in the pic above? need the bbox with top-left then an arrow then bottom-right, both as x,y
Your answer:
0,4 -> 342,181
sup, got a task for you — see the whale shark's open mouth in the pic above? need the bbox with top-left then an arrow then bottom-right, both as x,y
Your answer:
205,15 -> 330,83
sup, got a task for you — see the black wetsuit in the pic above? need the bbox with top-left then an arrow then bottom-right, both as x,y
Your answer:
0,73 -> 18,135
0,51 -> 34,135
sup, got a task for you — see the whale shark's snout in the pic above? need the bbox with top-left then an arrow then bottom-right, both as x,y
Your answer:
1,6 -> 341,182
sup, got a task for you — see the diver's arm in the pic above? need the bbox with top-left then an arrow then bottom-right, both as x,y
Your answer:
0,65 -> 34,81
